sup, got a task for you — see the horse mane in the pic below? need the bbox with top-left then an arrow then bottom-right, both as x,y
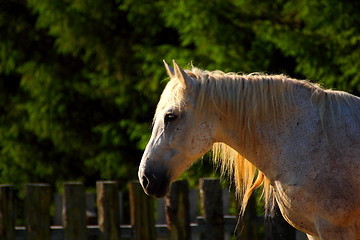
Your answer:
191,68 -> 297,215
157,65 -> 360,216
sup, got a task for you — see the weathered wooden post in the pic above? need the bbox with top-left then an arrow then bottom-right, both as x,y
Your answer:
25,184 -> 51,240
63,182 -> 86,240
264,204 -> 296,240
96,181 -> 120,240
0,184 -> 15,240
165,180 -> 191,240
238,194 -> 259,240
200,178 -> 224,240
129,181 -> 156,240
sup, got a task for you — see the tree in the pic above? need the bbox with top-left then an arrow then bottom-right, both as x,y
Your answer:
0,0 -> 162,186
0,0 -> 358,188
247,0 -> 360,94
155,0 -> 360,94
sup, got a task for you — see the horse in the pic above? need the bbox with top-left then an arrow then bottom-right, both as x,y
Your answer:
138,60 -> 360,240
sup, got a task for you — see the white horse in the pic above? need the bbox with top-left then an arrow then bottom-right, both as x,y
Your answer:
138,60 -> 360,240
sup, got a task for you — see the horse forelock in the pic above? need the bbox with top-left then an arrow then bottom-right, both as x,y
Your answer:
153,79 -> 186,126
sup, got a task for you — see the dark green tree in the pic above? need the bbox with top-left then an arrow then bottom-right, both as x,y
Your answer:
0,0 -> 358,188
0,0 -> 163,186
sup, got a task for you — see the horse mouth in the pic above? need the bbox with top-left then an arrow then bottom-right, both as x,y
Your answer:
140,170 -> 171,198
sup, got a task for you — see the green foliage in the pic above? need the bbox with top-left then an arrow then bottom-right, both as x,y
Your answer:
0,0 -> 359,189
247,0 -> 360,91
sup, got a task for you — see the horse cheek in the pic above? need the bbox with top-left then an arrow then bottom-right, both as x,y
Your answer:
190,123 -> 213,157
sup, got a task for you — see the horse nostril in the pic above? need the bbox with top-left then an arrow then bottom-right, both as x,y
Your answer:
142,175 -> 149,189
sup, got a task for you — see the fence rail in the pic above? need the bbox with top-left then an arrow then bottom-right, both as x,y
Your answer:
0,178 -> 307,240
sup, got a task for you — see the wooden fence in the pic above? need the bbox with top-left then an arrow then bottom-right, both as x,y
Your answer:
0,178 -> 307,240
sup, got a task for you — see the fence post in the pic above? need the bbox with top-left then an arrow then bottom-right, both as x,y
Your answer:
264,203 -> 296,240
96,181 -> 120,240
200,178 -> 224,240
63,182 -> 86,240
25,184 -> 51,240
129,181 -> 156,240
237,193 -> 260,240
165,180 -> 191,240
0,185 -> 15,240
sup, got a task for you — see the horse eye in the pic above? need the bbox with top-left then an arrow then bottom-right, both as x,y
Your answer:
164,113 -> 177,123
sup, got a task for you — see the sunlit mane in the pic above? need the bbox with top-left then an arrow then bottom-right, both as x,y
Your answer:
155,66 -> 360,215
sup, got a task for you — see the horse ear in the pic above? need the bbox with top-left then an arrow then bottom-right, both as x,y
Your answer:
163,60 -> 175,78
172,60 -> 195,89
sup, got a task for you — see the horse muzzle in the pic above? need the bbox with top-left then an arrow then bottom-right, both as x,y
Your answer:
138,166 -> 171,198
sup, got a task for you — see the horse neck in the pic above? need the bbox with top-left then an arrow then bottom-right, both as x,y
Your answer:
208,75 -> 312,177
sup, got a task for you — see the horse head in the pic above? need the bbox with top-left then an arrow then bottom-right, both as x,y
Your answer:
138,60 -> 216,198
